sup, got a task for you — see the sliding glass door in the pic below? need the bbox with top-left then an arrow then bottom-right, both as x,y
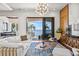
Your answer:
32,21 -> 43,38
42,17 -> 54,40
27,17 -> 54,40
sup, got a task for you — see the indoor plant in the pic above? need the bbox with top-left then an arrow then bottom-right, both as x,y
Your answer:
56,28 -> 63,33
56,28 -> 63,39
11,23 -> 16,32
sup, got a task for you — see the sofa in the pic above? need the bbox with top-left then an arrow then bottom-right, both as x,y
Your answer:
59,34 -> 79,49
52,40 -> 72,56
0,35 -> 32,56
52,47 -> 72,56
58,34 -> 79,55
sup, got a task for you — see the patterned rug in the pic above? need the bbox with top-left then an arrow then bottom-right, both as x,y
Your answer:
25,41 -> 57,56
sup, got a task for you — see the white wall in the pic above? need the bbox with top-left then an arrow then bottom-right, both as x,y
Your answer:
0,10 -> 60,36
69,4 -> 79,36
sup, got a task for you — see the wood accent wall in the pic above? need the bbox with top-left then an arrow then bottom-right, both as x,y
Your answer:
60,4 -> 69,33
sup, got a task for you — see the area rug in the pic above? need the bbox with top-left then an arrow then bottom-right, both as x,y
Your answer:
25,41 -> 57,56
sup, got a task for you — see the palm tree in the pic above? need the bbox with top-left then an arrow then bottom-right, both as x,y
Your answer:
45,24 -> 49,30
29,24 -> 35,31
28,24 -> 36,36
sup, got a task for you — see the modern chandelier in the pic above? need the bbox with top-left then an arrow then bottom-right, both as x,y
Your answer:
35,3 -> 48,16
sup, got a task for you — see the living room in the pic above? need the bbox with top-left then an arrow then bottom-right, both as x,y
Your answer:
0,3 -> 79,56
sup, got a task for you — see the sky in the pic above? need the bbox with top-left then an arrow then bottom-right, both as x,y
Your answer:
32,21 -> 51,30
32,21 -> 42,30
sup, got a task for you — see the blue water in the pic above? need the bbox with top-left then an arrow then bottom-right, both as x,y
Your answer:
33,30 -> 42,36
33,30 -> 51,36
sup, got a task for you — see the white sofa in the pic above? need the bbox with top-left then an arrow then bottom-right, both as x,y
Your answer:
52,43 -> 72,56
0,35 -> 32,56
72,48 -> 79,56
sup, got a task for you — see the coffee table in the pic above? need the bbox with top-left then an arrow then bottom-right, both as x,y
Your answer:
35,42 -> 52,55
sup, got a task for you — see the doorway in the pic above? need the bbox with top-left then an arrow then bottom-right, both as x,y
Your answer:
43,17 -> 54,40
27,17 -> 54,40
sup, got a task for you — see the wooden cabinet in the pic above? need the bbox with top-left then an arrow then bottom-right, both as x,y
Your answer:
60,5 -> 69,33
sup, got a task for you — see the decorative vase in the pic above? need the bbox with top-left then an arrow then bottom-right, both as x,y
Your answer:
55,33 -> 61,40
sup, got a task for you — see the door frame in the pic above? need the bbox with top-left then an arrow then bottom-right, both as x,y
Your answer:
27,17 -> 55,39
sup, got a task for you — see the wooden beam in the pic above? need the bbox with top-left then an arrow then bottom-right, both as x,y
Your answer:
7,17 -> 18,19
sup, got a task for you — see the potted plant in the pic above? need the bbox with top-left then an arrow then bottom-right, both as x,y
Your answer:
56,28 -> 63,33
56,28 -> 63,39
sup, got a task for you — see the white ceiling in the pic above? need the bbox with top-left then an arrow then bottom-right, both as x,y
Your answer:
0,3 -> 13,10
0,3 -> 67,11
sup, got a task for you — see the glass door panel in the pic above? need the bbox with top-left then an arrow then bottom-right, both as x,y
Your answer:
42,17 -> 54,40
33,21 -> 43,37
45,18 -> 52,34
30,20 -> 43,40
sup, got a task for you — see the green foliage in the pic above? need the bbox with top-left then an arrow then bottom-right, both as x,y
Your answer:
66,27 -> 71,32
12,23 -> 15,28
56,28 -> 63,33
29,24 -> 35,30
45,24 -> 49,29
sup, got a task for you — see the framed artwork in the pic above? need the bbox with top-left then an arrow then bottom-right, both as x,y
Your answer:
11,23 -> 18,32
74,23 -> 79,31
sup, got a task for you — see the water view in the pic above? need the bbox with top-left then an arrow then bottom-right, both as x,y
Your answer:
32,20 -> 51,37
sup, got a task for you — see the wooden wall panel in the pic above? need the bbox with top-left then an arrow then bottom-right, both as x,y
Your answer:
60,4 -> 69,33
